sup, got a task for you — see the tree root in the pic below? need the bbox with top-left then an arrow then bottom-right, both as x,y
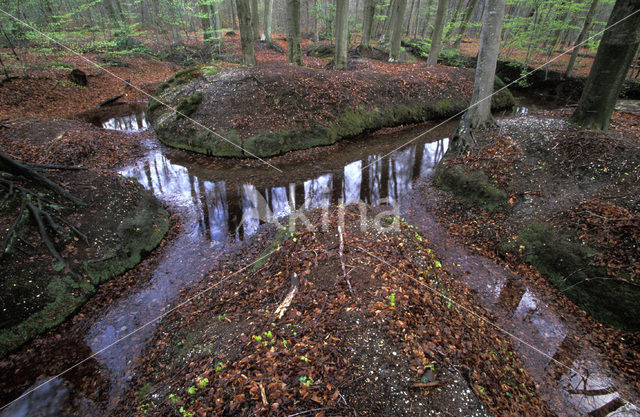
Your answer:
25,201 -> 78,277
0,149 -> 84,206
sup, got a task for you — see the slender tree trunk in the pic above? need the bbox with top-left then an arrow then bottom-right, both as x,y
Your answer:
361,0 -> 376,47
570,0 -> 640,130
313,1 -> 320,43
411,0 -> 421,38
420,0 -> 435,38
287,0 -> 303,64
426,0 -> 448,66
389,0 -> 408,60
231,0 -> 239,30
444,0 -> 466,41
236,0 -> 257,65
452,0 -> 506,151
251,0 -> 260,39
452,0 -> 479,48
200,1 -> 212,42
407,0 -> 417,37
264,0 -> 274,42
334,0 -> 349,69
565,0 -> 600,78
383,0 -> 397,41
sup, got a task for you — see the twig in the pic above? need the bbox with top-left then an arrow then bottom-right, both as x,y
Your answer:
285,407 -> 331,417
338,226 -> 353,295
26,163 -> 87,171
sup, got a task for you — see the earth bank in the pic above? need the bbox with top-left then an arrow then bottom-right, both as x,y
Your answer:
148,64 -> 515,157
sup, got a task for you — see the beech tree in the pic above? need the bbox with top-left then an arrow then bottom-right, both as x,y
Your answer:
570,0 -> 640,129
426,0 -> 449,66
287,0 -> 303,65
389,0 -> 408,61
361,0 -> 376,48
237,0 -> 257,65
264,0 -> 274,42
565,0 -> 600,78
252,0 -> 260,39
452,0 -> 506,151
334,0 -> 349,69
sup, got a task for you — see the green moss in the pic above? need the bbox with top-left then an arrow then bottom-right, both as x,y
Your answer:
148,98 -> 162,113
176,92 -> 204,119
503,222 -> 640,331
0,187 -> 169,358
154,66 -> 204,96
435,164 -> 507,211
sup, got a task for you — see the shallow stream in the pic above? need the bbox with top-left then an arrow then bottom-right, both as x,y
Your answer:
2,101 -> 639,416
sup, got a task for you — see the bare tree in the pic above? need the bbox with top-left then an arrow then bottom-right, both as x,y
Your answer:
389,0 -> 408,61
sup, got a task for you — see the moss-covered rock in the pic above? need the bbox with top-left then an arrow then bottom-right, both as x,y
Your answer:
148,65 -> 515,158
435,164 -> 507,211
503,222 -> 640,331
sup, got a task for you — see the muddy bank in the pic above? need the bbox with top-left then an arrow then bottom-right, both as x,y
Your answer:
148,64 -> 514,157
0,169 -> 169,357
118,207 -> 551,416
433,109 -> 640,333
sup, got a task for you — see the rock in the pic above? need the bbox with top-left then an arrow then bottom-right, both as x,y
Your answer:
69,69 -> 87,87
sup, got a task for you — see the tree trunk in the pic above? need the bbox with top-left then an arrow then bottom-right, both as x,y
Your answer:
200,1 -> 212,42
570,0 -> 640,130
361,0 -> 376,47
426,0 -> 449,66
389,0 -> 408,61
287,0 -> 303,65
236,0 -> 257,65
411,0 -> 422,38
231,0 -> 239,30
565,0 -> 600,78
264,0 -> 274,42
452,0 -> 479,48
452,0 -> 506,151
251,0 -> 260,39
407,0 -> 417,37
313,1 -> 320,43
335,0 -> 349,68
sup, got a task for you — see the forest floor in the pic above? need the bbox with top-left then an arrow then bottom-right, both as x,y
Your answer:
430,106 -> 640,391
0,34 -> 639,416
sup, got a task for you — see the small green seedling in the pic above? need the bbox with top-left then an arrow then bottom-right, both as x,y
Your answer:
388,293 -> 396,307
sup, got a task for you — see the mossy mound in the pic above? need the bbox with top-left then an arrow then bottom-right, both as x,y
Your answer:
0,173 -> 169,357
148,64 -> 515,158
435,164 -> 507,211
503,222 -> 640,331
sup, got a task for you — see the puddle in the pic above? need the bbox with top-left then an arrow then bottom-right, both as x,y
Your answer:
78,102 -> 148,132
403,187 -> 640,416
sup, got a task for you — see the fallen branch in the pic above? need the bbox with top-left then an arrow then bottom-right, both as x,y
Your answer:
26,163 -> 87,171
99,94 -> 124,107
275,272 -> 299,319
338,226 -> 354,294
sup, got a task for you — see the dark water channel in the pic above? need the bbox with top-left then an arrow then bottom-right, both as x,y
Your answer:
3,102 -> 639,416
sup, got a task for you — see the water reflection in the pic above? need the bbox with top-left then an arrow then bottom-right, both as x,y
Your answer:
102,112 -> 148,132
119,139 -> 449,242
